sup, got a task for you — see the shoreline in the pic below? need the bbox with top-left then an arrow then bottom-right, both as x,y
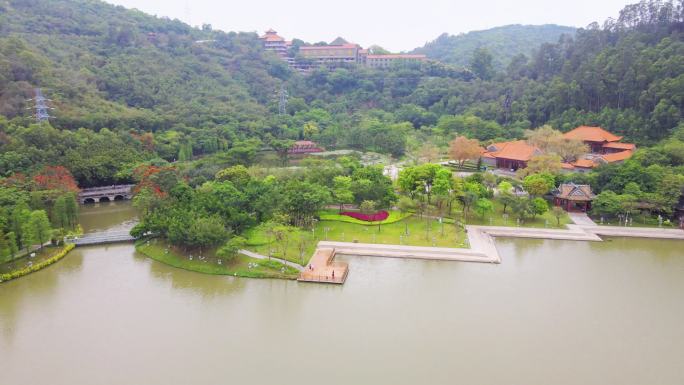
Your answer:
0,244 -> 76,283
135,239 -> 300,280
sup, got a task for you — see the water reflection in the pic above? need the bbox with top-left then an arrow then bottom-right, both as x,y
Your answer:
1,202 -> 684,385
78,201 -> 138,233
141,251 -> 249,298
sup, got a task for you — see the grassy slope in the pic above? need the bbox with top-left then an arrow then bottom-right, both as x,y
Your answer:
137,239 -> 299,280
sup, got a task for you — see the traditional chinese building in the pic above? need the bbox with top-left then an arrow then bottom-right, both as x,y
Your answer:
553,183 -> 595,212
563,126 -> 635,154
481,140 -> 542,171
259,29 -> 290,58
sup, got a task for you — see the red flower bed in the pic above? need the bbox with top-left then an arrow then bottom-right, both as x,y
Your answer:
341,210 -> 389,222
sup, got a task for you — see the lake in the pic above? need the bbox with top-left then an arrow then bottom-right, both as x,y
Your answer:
1,201 -> 682,385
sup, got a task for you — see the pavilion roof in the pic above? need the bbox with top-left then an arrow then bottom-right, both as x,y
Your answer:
553,183 -> 595,201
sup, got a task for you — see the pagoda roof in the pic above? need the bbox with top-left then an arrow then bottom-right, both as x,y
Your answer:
553,183 -> 595,201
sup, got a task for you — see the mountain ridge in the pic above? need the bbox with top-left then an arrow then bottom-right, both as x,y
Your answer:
412,24 -> 577,69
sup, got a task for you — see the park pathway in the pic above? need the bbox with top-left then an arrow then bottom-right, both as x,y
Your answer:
302,222 -> 684,284
568,212 -> 598,226
238,249 -> 304,272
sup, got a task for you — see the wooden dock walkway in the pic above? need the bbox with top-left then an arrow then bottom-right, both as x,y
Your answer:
297,248 -> 348,284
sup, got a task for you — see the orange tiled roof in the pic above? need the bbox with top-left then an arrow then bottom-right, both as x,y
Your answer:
602,142 -> 636,150
601,150 -> 633,163
561,162 -> 576,170
563,126 -> 623,142
483,140 -> 541,162
571,158 -> 598,168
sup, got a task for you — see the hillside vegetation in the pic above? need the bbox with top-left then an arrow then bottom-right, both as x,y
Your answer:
412,24 -> 577,69
0,0 -> 682,188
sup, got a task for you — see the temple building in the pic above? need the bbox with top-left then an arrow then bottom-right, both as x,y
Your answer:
259,29 -> 290,58
560,126 -> 636,172
562,126 -> 636,154
481,140 -> 542,171
552,183 -> 595,212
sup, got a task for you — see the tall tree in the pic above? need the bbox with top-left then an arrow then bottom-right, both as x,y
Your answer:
470,47 -> 495,80
448,136 -> 482,167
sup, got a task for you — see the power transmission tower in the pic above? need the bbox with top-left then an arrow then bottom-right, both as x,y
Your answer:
26,88 -> 53,123
277,86 -> 288,115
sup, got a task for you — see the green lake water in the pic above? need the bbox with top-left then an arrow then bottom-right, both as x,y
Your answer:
1,201 -> 683,385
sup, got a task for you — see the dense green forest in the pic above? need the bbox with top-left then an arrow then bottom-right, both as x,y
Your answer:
412,24 -> 577,69
1,0 -> 683,186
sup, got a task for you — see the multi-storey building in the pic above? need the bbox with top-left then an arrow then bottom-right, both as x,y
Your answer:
365,54 -> 427,68
297,43 -> 362,68
259,29 -> 428,72
259,29 -> 290,58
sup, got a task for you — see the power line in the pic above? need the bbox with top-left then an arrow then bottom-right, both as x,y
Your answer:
277,85 -> 288,115
26,88 -> 53,123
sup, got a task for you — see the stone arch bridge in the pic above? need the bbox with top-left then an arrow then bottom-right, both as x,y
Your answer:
79,184 -> 135,204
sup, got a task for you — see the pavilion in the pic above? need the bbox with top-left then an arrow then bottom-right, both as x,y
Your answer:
552,183 -> 596,212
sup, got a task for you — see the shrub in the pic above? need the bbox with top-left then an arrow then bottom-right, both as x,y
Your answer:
0,244 -> 75,283
340,210 -> 389,222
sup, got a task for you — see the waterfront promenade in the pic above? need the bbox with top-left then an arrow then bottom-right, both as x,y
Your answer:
300,218 -> 684,283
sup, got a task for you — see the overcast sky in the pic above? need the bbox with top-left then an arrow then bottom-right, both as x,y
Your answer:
106,0 -> 634,52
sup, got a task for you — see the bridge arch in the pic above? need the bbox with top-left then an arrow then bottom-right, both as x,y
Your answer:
78,184 -> 135,205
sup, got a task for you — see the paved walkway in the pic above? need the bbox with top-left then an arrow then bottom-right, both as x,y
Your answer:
568,212 -> 598,226
238,249 -> 304,272
304,223 -> 684,284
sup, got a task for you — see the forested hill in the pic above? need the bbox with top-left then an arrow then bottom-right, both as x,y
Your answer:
412,24 -> 577,69
0,0 -> 683,189
0,0 -> 284,131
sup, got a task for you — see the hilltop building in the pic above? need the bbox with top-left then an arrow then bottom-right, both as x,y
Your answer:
365,54 -> 428,68
260,30 -> 426,72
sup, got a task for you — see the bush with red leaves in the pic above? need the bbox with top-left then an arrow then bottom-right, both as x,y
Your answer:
32,166 -> 80,193
341,210 -> 389,222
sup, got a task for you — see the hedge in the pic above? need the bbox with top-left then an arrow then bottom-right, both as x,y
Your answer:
318,210 -> 412,225
341,210 -> 389,222
0,244 -> 75,283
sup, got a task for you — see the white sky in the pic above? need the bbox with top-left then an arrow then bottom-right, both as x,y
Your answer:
106,0 -> 633,52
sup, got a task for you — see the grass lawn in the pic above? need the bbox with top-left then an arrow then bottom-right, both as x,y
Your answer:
243,202 -> 572,265
590,215 -> 679,228
244,214 -> 467,265
0,245 -> 61,274
452,200 -> 572,228
137,238 -> 300,280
